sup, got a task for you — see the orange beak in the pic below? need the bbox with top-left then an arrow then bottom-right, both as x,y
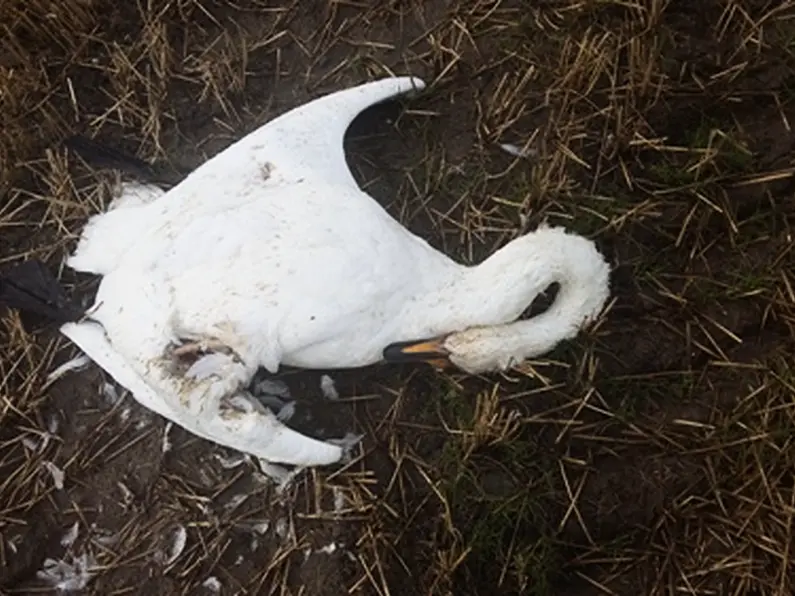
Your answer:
382,338 -> 452,370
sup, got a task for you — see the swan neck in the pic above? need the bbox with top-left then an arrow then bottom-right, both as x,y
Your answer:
431,228 -> 611,371
405,228 -> 609,343
465,229 -> 611,360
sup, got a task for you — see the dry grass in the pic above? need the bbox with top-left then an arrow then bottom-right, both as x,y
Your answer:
3,0 -> 795,594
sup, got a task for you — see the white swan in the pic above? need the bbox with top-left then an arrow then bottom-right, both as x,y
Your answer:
58,76 -> 611,468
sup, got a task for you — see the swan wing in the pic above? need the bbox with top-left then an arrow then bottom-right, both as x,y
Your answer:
66,77 -> 427,275
241,75 -> 425,186
59,320 -> 344,467
175,76 -> 426,193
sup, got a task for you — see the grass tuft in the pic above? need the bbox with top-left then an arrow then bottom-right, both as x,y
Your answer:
2,0 -> 795,594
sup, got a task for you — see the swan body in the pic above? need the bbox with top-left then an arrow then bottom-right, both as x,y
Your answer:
59,76 -> 611,469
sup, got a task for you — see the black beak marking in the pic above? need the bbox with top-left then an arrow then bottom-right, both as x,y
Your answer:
382,338 -> 449,363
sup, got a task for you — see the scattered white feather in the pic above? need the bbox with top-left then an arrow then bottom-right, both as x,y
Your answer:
91,528 -> 119,548
256,460 -> 306,494
61,522 -> 80,548
333,486 -> 345,514
250,521 -> 270,535
276,401 -> 295,422
256,394 -> 287,412
498,142 -> 537,159
40,422 -> 58,452
46,355 -> 91,384
119,406 -> 132,424
195,500 -> 211,516
37,552 -> 97,592
320,375 -> 339,400
274,517 -> 289,540
248,521 -> 269,550
42,461 -> 65,490
276,467 -> 307,495
22,419 -> 60,454
304,541 -> 341,562
197,468 -> 214,487
167,526 -> 188,565
326,432 -> 364,463
100,382 -> 121,406
255,460 -> 290,484
156,525 -> 187,566
47,415 -> 59,435
7,535 -> 20,555
317,542 -> 338,555
202,577 -> 222,593
252,379 -> 291,400
327,432 -> 362,449
213,451 -> 248,469
224,493 -> 249,512
162,422 -> 173,453
38,434 -> 53,452
117,481 -> 134,507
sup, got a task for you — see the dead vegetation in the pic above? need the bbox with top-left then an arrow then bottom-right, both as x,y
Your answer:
2,0 -> 795,594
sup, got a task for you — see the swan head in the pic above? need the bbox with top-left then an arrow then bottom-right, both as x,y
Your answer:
382,225 -> 612,374
382,316 -> 600,375
381,333 -> 522,374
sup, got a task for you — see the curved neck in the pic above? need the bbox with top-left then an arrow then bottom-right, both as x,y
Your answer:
400,226 -> 611,348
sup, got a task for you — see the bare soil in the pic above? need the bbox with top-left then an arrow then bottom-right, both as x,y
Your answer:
2,1 -> 795,595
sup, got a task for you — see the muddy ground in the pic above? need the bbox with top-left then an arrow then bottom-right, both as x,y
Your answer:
2,0 -> 795,595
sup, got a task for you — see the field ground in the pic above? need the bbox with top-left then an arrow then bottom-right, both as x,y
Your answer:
2,0 -> 795,594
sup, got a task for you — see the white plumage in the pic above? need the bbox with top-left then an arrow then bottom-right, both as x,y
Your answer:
59,76 -> 611,468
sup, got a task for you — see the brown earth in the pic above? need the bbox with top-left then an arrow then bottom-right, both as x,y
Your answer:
2,0 -> 795,595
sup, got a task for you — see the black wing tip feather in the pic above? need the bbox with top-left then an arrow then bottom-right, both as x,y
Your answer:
0,260 -> 84,325
62,134 -> 185,187
62,134 -> 157,180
